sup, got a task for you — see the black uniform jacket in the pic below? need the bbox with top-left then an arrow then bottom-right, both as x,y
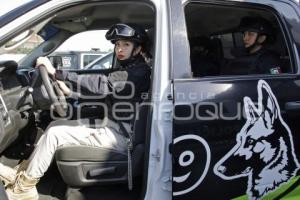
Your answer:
56,55 -> 151,122
221,48 -> 282,75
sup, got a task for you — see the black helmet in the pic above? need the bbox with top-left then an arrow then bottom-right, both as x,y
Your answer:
238,16 -> 273,36
105,23 -> 149,46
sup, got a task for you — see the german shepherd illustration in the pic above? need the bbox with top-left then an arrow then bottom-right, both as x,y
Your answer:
213,80 -> 300,200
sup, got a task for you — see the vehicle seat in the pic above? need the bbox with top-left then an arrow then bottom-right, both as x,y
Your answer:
55,103 -> 150,187
190,36 -> 221,76
210,38 -> 224,62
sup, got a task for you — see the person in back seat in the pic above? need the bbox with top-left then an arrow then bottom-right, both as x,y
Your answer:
190,36 -> 219,77
222,16 -> 282,75
0,23 -> 151,200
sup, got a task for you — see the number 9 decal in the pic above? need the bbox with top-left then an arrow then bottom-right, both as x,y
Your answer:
173,134 -> 211,196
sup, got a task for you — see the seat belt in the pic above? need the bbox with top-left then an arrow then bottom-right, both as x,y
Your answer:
106,88 -> 134,190
118,121 -> 133,190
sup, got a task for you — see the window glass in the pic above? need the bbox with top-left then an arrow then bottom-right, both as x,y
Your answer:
184,3 -> 292,77
83,54 -> 101,67
86,53 -> 113,69
50,30 -> 113,70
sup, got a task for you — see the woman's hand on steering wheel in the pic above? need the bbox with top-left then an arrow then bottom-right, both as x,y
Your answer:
36,56 -> 68,117
57,80 -> 71,96
36,57 -> 56,76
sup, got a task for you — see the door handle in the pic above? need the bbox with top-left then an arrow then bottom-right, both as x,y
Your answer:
285,101 -> 300,111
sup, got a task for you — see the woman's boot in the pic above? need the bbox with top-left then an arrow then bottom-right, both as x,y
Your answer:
0,160 -> 29,187
0,163 -> 17,187
6,171 -> 39,200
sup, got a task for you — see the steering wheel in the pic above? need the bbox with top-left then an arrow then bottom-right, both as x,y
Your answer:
38,65 -> 67,117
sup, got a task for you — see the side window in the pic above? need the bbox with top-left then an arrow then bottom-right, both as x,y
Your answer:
49,30 -> 113,70
184,3 -> 292,77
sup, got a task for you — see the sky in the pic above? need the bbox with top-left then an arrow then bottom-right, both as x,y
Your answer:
56,30 -> 114,52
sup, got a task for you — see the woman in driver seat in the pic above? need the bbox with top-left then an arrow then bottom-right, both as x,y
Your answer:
0,23 -> 151,200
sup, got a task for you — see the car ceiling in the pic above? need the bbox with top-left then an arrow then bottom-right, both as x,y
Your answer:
51,2 -> 155,33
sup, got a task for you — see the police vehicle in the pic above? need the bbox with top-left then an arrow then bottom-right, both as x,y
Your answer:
0,0 -> 299,199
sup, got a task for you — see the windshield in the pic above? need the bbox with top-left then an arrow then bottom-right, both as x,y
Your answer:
0,0 -> 34,17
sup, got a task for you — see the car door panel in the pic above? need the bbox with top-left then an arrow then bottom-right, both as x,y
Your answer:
172,0 -> 300,198
173,77 -> 300,199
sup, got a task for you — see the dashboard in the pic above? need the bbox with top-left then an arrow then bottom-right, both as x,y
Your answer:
0,60 -> 34,153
